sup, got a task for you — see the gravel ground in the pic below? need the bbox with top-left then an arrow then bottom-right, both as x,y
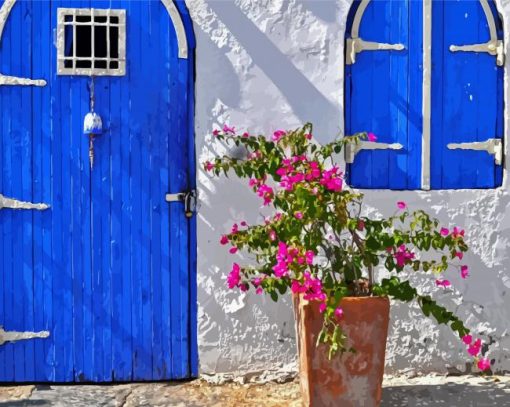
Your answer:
0,375 -> 508,406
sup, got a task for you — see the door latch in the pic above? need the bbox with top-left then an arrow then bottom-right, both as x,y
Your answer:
0,326 -> 50,346
165,190 -> 197,218
345,141 -> 404,164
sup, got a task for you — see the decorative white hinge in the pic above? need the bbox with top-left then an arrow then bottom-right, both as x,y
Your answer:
449,40 -> 504,66
346,37 -> 405,65
345,141 -> 404,164
0,326 -> 50,346
0,194 -> 50,210
447,138 -> 503,165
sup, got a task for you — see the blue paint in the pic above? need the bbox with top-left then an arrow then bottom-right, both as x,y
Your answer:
346,0 -> 503,190
0,0 -> 196,382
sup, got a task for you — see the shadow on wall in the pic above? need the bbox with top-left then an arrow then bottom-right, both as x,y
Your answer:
207,1 -> 340,138
381,382 -> 510,406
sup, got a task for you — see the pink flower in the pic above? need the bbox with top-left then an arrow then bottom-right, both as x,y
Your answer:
320,167 -> 343,192
440,227 -> 449,236
227,263 -> 241,289
477,357 -> 491,371
367,132 -> 377,142
460,265 -> 469,279
291,280 -> 305,294
240,221 -> 248,227
357,220 -> 365,231
334,307 -> 344,319
468,339 -> 482,357
269,230 -> 277,241
256,287 -> 263,295
229,247 -> 238,254
462,334 -> 473,345
239,283 -> 248,292
435,279 -> 451,288
394,245 -> 415,267
455,252 -> 464,260
305,133 -> 312,140
220,235 -> 229,245
204,161 -> 214,172
257,184 -> 274,206
223,124 -> 235,134
272,130 -> 286,142
212,129 -> 220,137
452,227 -> 465,238
319,302 -> 327,313
294,211 -> 304,220
231,223 -> 239,234
242,132 -> 250,138
305,250 -> 314,265
397,201 -> 407,210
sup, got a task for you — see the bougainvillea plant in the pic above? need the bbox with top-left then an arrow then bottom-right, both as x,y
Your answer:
204,123 -> 491,372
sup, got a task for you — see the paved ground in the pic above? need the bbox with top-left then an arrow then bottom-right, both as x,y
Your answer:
0,375 -> 508,406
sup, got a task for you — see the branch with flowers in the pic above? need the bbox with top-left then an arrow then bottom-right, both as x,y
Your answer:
204,123 -> 491,371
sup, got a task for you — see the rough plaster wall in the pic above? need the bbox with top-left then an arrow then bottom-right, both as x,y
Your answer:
188,0 -> 510,376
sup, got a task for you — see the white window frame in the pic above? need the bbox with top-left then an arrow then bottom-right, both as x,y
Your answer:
57,8 -> 126,76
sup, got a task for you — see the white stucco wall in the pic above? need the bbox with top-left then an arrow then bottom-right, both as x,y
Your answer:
187,0 -> 510,376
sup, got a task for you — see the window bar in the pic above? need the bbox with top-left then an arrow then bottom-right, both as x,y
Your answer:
72,9 -> 76,72
106,10 -> 111,71
91,8 -> 95,71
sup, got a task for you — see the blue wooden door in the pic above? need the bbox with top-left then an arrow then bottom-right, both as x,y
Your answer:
345,0 -> 503,190
0,0 -> 197,382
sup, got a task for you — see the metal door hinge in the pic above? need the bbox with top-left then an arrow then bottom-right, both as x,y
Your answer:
0,326 -> 50,346
345,141 -> 404,164
165,189 -> 197,218
0,194 -> 50,210
346,37 -> 405,65
447,138 -> 503,165
449,40 -> 504,66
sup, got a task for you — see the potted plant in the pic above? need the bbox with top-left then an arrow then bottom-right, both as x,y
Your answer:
204,123 -> 492,407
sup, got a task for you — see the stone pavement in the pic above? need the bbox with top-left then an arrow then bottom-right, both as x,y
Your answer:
0,375 -> 508,406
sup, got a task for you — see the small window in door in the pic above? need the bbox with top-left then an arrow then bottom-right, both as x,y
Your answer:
57,8 -> 126,76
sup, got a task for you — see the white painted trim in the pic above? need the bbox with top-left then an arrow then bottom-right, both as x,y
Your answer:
422,0 -> 432,190
0,0 -> 47,86
161,0 -> 188,59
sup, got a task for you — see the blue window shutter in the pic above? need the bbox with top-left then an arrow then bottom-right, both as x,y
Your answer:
345,0 -> 421,190
346,0 -> 503,191
430,0 -> 504,189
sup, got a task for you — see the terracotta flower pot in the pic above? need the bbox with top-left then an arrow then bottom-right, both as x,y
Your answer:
293,295 -> 390,407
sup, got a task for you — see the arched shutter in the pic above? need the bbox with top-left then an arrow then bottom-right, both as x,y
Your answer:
345,0 -> 421,189
430,0 -> 504,188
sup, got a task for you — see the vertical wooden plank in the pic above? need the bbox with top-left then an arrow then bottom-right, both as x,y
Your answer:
347,3 -> 373,188
20,0 -> 35,381
368,0 -> 390,189
77,0 -> 94,382
118,0 -> 133,382
43,1 -> 55,382
31,0 -> 47,382
10,1 -> 25,381
430,0 -> 444,190
109,0 -> 125,382
407,0 -> 423,189
150,2 -> 164,380
51,6 -> 65,379
128,1 -> 146,380
159,2 -> 173,380
388,0 -> 411,189
0,1 -> 4,381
